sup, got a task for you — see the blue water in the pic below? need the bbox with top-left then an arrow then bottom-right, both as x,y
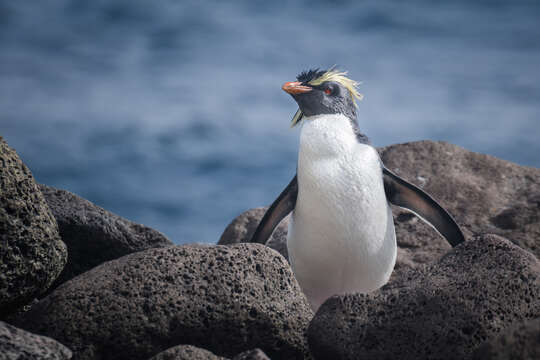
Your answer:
1,1 -> 539,244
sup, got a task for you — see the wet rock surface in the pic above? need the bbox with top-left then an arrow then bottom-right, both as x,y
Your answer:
13,244 -> 312,360
308,234 -> 540,360
0,137 -> 67,317
39,184 -> 173,291
0,321 -> 72,360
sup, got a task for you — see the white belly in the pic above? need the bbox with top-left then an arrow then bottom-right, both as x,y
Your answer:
287,114 -> 396,311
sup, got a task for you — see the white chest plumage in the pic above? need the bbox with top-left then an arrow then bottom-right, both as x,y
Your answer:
287,114 -> 396,311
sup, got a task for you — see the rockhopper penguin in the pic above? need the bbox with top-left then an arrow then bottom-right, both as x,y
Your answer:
252,68 -> 465,311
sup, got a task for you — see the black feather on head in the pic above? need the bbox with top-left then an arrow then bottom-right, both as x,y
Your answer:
296,68 -> 327,84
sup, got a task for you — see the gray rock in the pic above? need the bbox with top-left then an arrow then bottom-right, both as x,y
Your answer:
232,348 -> 271,360
0,137 -> 67,317
148,345 -> 226,360
219,207 -> 289,260
224,141 -> 540,278
0,320 -> 72,360
147,346 -> 271,360
379,140 -> 540,266
14,244 -> 312,360
472,317 -> 540,360
308,234 -> 540,360
219,207 -> 267,245
38,184 -> 173,291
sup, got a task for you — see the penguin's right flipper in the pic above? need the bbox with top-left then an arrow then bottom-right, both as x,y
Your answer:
382,166 -> 465,247
251,175 -> 298,245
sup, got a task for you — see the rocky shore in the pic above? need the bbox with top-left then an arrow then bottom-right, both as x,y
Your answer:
1,136 -> 538,359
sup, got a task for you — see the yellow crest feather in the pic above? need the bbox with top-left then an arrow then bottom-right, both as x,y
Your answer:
308,69 -> 363,106
289,68 -> 363,127
290,108 -> 303,128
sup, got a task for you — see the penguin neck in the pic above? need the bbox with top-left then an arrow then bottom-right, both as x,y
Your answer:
299,113 -> 359,159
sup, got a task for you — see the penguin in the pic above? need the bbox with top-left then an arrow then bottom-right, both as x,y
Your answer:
251,68 -> 465,311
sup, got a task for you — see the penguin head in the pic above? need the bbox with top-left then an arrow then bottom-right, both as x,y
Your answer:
282,68 -> 363,127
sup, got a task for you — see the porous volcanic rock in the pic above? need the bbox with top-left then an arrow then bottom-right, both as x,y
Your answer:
379,140 -> 540,265
472,317 -> 540,360
232,348 -> 271,360
14,244 -> 312,360
0,137 -> 67,317
147,346 -> 271,360
308,234 -> 540,360
39,184 -> 173,290
224,141 -> 540,277
219,207 -> 289,260
148,345 -> 226,360
0,320 -> 72,360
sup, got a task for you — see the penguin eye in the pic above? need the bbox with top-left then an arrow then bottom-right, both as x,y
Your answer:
323,83 -> 336,96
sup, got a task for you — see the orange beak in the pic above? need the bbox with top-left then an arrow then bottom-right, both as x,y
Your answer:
282,81 -> 312,94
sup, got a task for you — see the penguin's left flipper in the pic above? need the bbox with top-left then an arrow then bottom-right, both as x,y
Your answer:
250,175 -> 298,245
382,166 -> 465,247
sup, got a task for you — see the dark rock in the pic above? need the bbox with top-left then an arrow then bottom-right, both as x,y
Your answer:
219,207 -> 289,260
0,137 -> 67,317
232,348 -> 271,360
472,317 -> 540,360
219,207 -> 267,245
221,142 -> 540,275
0,320 -> 72,359
147,345 -> 271,360
147,345 -> 226,360
379,140 -> 540,267
39,184 -> 173,291
14,244 -> 312,360
308,234 -> 540,360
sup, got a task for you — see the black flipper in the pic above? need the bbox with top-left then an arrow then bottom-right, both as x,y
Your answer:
382,166 -> 465,247
251,175 -> 298,244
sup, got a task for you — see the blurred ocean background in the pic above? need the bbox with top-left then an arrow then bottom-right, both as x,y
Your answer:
1,1 -> 539,244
